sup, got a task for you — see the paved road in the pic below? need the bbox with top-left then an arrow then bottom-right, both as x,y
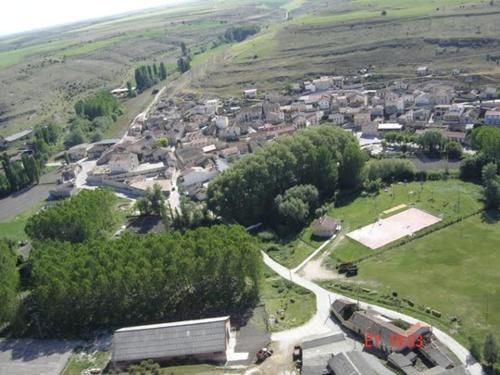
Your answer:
0,169 -> 59,222
262,251 -> 484,375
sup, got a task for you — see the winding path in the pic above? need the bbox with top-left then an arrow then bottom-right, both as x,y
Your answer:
262,250 -> 484,375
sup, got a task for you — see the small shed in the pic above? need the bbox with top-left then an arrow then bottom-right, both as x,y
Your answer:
312,215 -> 340,238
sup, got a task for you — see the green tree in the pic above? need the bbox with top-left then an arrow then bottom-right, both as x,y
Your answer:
482,163 -> 500,209
484,333 -> 499,367
135,66 -> 154,92
159,62 -> 167,81
177,57 -> 191,73
471,126 -> 500,161
365,159 -> 416,182
64,127 -> 87,149
339,141 -> 366,189
147,184 -> 165,215
417,130 -> 446,154
25,189 -> 119,243
275,185 -> 319,231
180,41 -> 187,56
0,240 -> 19,325
74,91 -> 120,121
21,154 -> 40,184
445,141 -> 463,160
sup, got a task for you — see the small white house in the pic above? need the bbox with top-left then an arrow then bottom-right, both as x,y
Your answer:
244,88 -> 257,99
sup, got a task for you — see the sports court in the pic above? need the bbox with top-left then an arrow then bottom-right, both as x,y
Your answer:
346,208 -> 441,249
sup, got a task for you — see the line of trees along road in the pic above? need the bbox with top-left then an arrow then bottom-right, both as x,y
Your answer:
0,123 -> 60,198
0,240 -> 19,326
207,126 -> 366,226
28,225 -> 261,336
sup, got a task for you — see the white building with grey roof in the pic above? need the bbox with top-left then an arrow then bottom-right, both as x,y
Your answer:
112,316 -> 230,368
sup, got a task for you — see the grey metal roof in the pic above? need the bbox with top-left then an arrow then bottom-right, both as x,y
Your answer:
92,138 -> 120,146
4,129 -> 33,143
112,316 -> 230,362
302,333 -> 345,350
420,343 -> 454,369
388,353 -> 413,369
327,351 -> 394,375
328,352 -> 358,375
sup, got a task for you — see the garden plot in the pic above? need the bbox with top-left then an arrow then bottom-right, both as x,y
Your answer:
346,208 -> 441,249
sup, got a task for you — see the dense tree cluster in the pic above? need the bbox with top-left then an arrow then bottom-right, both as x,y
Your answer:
134,63 -> 166,92
0,240 -> 19,326
66,91 -> 123,147
207,126 -> 365,226
25,189 -> 120,243
1,153 -> 42,197
29,225 -> 261,335
461,126 -> 500,182
222,25 -> 260,42
0,123 -> 60,197
74,90 -> 121,121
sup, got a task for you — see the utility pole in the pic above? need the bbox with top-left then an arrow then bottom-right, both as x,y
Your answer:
485,295 -> 489,325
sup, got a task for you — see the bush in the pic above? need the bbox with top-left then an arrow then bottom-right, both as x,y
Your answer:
364,178 -> 382,194
258,231 -> 276,242
427,171 -> 442,181
365,159 -> 416,182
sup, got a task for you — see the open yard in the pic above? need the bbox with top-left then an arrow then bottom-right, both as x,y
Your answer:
260,265 -> 315,332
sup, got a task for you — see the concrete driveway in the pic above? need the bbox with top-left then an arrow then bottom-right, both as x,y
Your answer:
0,339 -> 80,375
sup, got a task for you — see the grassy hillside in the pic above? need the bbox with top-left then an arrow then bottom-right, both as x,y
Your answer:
0,0 -> 287,136
192,0 -> 500,94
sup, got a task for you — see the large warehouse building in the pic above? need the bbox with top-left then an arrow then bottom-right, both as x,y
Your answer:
111,316 -> 231,368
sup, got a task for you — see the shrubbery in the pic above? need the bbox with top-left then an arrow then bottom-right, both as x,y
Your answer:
222,25 -> 260,42
364,158 -> 416,183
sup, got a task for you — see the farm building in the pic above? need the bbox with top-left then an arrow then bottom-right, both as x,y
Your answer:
312,216 -> 340,238
111,316 -> 231,368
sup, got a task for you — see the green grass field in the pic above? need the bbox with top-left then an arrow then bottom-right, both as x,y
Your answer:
261,265 -> 315,332
329,213 -> 500,346
0,201 -> 46,242
328,180 -> 483,263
